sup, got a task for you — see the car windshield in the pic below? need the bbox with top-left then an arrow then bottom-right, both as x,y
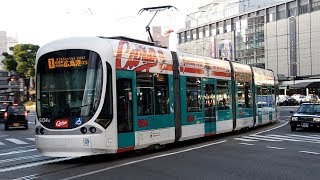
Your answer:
296,104 -> 320,114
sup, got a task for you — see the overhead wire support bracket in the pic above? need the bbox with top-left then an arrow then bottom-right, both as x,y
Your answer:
138,5 -> 178,43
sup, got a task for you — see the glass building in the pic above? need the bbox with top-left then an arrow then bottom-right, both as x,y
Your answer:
177,0 -> 320,95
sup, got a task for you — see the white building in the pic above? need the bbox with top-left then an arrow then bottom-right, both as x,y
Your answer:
178,0 -> 320,96
0,31 -> 18,69
185,0 -> 286,29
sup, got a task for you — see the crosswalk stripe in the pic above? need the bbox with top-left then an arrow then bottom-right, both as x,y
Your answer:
6,138 -> 28,145
234,138 -> 257,142
268,135 -> 320,143
286,134 -> 320,140
26,138 -> 35,141
0,141 -> 4,145
250,134 -> 302,142
235,133 -> 320,144
241,136 -> 282,142
266,146 -> 285,150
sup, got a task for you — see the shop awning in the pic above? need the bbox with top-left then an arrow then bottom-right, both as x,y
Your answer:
291,81 -> 320,88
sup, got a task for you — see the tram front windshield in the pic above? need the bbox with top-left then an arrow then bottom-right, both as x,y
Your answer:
36,50 -> 103,129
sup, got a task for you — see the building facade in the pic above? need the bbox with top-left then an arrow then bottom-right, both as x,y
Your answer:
0,31 -> 18,69
177,0 -> 320,95
185,0 -> 285,29
149,26 -> 169,48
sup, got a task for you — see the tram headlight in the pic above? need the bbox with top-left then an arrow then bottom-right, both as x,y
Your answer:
80,127 -> 87,134
94,119 -> 111,129
291,117 -> 298,121
89,127 -> 96,133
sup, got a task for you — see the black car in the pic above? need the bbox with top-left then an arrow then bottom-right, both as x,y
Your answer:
0,101 -> 13,123
284,96 -> 299,106
290,103 -> 320,131
4,103 -> 29,130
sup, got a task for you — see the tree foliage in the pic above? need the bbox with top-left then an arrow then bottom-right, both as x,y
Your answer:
2,51 -> 17,71
2,44 -> 39,77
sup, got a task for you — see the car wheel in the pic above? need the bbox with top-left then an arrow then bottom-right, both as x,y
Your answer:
25,125 -> 28,130
291,126 -> 296,131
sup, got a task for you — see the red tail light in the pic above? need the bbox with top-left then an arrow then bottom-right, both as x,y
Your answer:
4,112 -> 7,118
24,111 -> 28,117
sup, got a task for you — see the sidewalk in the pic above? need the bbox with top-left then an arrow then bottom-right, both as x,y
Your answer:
25,104 -> 36,111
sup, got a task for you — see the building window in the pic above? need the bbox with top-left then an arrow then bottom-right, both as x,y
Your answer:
210,24 -> 216,36
198,27 -> 203,39
217,22 -> 223,34
205,26 -> 210,37
299,4 -> 309,14
312,2 -> 320,11
191,29 -> 195,41
268,13 -> 275,22
137,72 -> 169,116
289,8 -> 297,16
277,10 -> 286,20
186,77 -> 202,112
186,31 -> 190,42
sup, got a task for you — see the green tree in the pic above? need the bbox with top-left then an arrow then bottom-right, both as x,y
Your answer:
2,44 -> 39,77
2,50 -> 17,71
12,44 -> 39,77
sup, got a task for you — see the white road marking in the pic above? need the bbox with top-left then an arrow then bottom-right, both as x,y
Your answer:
266,146 -> 285,150
0,155 -> 42,163
253,121 -> 289,135
13,174 -> 38,180
234,138 -> 257,142
239,143 -> 254,146
0,135 -> 9,138
286,134 -> 320,140
299,151 -> 320,155
0,141 -> 4,145
308,135 -> 320,137
6,138 -> 28,145
0,157 -> 75,173
61,140 -> 227,180
26,138 -> 35,141
0,149 -> 37,156
268,135 -> 320,143
241,136 -> 282,142
251,134 -> 302,142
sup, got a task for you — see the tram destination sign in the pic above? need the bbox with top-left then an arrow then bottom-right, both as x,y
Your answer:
48,56 -> 88,69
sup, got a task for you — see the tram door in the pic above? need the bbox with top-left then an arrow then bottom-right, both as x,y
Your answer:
117,78 -> 135,150
204,79 -> 216,134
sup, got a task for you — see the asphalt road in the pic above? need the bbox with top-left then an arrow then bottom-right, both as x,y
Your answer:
2,106 -> 320,180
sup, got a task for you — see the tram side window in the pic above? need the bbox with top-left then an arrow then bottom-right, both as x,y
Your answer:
238,82 -> 252,108
186,77 -> 202,112
137,73 -> 154,116
137,72 -> 169,116
269,86 -> 274,107
217,80 -> 230,110
154,74 -> 169,114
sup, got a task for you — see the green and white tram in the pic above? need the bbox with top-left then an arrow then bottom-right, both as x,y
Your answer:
35,36 -> 278,157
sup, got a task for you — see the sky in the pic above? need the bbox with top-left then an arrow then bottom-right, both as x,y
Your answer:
0,0 -> 212,49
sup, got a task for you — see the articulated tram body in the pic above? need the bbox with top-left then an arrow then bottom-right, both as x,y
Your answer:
35,36 -> 278,157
